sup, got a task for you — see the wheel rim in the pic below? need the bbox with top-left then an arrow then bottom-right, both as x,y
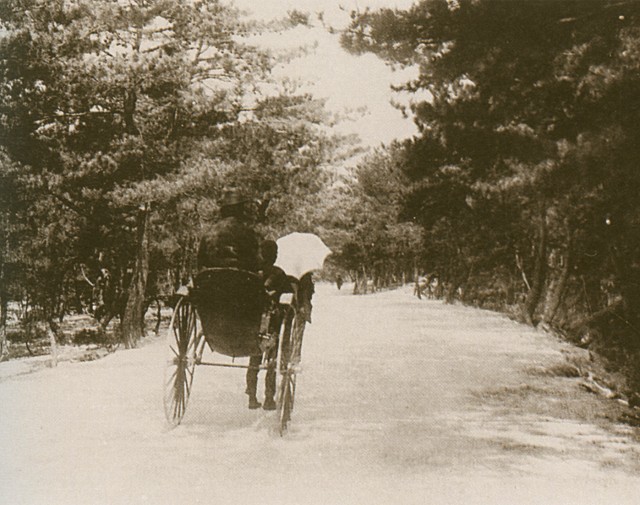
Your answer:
163,298 -> 199,427
276,308 -> 298,435
278,369 -> 295,435
290,373 -> 297,411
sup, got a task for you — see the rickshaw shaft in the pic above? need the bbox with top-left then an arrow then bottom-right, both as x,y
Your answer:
197,361 -> 273,371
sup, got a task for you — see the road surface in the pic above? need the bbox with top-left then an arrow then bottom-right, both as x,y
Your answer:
1,284 -> 639,505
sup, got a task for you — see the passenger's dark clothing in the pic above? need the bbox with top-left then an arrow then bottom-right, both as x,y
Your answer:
197,216 -> 261,272
262,264 -> 291,299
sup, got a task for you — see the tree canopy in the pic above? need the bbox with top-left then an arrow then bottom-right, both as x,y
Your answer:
3,0 -> 640,397
341,0 -> 640,386
0,0 -> 351,350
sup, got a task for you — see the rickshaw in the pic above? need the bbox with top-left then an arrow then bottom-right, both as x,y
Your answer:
163,267 -> 306,435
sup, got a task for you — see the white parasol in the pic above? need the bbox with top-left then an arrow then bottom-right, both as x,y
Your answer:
274,232 -> 332,279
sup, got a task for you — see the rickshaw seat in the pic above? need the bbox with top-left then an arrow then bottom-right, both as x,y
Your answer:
192,268 -> 268,358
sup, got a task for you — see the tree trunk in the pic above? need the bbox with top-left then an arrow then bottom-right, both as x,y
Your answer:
0,277 -> 7,359
542,246 -> 571,326
523,209 -> 548,325
0,222 -> 8,359
353,266 -> 369,295
47,320 -> 59,368
121,207 -> 150,349
607,227 -> 640,317
154,298 -> 162,335
362,266 -> 369,294
0,299 -> 7,359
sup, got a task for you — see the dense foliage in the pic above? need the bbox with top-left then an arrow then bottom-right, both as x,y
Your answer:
320,145 -> 424,293
342,0 -> 640,390
0,0 -> 349,351
3,0 -> 639,401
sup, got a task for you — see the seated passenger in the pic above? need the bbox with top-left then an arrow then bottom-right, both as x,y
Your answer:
197,190 -> 261,272
197,190 -> 267,410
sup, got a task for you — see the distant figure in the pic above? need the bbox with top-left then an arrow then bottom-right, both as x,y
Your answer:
414,275 -> 428,299
430,275 -> 440,299
336,274 -> 343,290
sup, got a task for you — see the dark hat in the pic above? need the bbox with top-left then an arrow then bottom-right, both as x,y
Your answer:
220,189 -> 248,209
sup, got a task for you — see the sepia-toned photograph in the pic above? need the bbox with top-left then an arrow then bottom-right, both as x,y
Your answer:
1,1 -> 640,504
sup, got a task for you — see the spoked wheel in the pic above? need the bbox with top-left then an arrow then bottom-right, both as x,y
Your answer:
164,297 -> 201,427
276,307 -> 300,436
277,367 -> 296,435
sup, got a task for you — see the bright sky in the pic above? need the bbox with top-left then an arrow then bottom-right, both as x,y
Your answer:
233,0 -> 419,148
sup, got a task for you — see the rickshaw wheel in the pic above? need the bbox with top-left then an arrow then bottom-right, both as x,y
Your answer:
164,296 -> 200,427
278,369 -> 295,435
276,307 -> 303,436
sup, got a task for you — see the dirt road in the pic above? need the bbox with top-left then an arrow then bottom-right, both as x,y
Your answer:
1,284 -> 639,505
